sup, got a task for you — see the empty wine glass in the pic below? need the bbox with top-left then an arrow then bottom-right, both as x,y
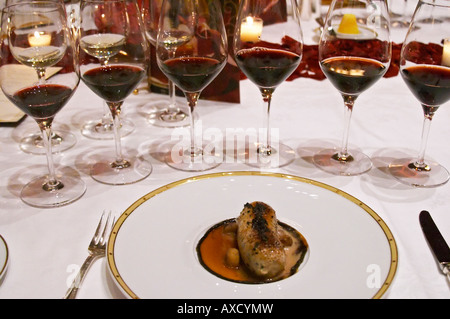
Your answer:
313,0 -> 391,175
141,0 -> 190,128
0,1 -> 86,207
388,0 -> 450,187
79,0 -> 152,184
233,0 -> 303,168
156,0 -> 227,171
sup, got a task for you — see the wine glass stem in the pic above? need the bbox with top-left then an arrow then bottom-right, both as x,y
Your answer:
414,114 -> 433,169
40,124 -> 63,191
100,102 -> 112,127
37,68 -> 46,85
167,48 -> 178,112
338,96 -> 356,161
168,80 -> 178,110
260,88 -> 274,155
108,102 -> 128,167
186,92 -> 200,158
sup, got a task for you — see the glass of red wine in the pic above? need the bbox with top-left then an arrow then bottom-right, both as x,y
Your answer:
78,0 -> 135,141
141,0 -> 190,128
155,0 -> 227,171
313,0 -> 391,176
79,0 -> 152,184
388,0 -> 450,187
232,0 -> 303,168
0,1 -> 86,207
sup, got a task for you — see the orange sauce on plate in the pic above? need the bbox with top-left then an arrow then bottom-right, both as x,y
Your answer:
197,219 -> 308,284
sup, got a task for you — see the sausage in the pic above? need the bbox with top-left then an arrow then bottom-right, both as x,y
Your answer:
236,201 -> 286,278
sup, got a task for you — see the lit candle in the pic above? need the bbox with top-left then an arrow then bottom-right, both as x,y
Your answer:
240,16 -> 263,43
28,31 -> 52,47
442,39 -> 450,67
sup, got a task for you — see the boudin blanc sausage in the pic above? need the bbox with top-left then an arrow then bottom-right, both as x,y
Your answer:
236,201 -> 286,278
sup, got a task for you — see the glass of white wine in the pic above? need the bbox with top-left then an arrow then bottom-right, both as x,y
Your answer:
141,0 -> 191,128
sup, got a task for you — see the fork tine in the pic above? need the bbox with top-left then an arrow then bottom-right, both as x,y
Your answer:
90,210 -> 108,245
100,211 -> 113,244
102,216 -> 116,245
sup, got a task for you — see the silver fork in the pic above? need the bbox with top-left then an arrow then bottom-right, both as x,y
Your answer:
63,210 -> 115,299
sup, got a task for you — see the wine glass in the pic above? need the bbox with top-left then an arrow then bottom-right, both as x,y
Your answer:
156,0 -> 227,171
78,0 -> 134,141
4,0 -> 78,154
388,0 -> 450,187
233,0 -> 303,168
312,0 -> 391,176
389,0 -> 409,28
79,0 -> 152,184
141,0 -> 190,128
0,1 -> 86,207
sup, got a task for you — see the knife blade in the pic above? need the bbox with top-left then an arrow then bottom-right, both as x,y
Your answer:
419,210 -> 450,281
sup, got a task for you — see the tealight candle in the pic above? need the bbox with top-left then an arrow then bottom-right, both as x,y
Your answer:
442,39 -> 450,67
240,16 -> 263,43
28,31 -> 52,47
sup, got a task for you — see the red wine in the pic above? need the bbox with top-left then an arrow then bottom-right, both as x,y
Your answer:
320,57 -> 386,95
82,65 -> 145,102
9,84 -> 73,120
401,65 -> 450,106
159,57 -> 224,93
235,47 -> 301,88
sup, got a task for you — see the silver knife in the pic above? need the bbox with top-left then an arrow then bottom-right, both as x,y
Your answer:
419,210 -> 450,281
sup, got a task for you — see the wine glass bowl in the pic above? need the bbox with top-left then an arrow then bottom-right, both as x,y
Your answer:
232,0 -> 303,168
79,0 -> 152,185
388,0 -> 450,187
0,1 -> 85,207
313,0 -> 391,176
155,0 -> 227,172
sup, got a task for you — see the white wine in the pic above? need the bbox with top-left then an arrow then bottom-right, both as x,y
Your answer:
13,46 -> 65,70
80,33 -> 126,60
160,30 -> 191,50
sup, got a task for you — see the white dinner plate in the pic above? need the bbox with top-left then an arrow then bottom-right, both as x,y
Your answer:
107,171 -> 397,299
0,235 -> 9,282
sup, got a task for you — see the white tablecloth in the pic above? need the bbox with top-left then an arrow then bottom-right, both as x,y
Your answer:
0,17 -> 449,299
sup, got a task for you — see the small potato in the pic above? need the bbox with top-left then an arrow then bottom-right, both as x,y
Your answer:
225,248 -> 240,268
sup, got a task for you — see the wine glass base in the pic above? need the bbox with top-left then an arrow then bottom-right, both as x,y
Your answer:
20,175 -> 86,208
81,118 -> 135,140
147,106 -> 191,128
312,148 -> 372,176
388,158 -> 450,188
20,130 -> 76,155
90,154 -> 152,185
165,143 -> 222,172
238,142 -> 295,168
